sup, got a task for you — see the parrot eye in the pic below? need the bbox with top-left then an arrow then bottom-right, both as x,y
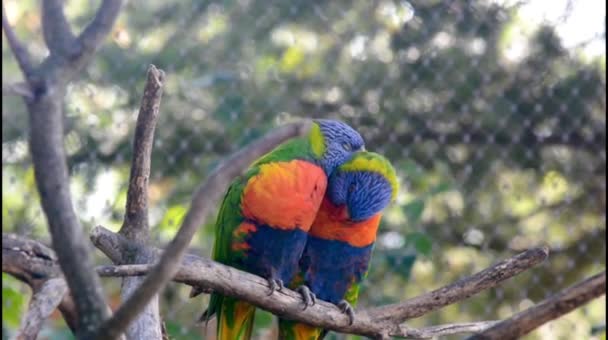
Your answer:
342,142 -> 352,151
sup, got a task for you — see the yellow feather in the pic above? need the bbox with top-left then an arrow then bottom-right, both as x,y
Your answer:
309,122 -> 326,158
339,151 -> 399,201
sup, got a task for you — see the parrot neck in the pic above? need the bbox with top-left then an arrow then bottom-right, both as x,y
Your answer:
308,197 -> 382,247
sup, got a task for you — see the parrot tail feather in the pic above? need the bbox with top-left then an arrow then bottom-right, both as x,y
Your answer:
278,319 -> 323,340
217,298 -> 256,340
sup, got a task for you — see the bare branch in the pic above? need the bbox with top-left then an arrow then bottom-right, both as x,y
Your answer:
17,278 -> 69,340
91,121 -> 311,339
2,82 -> 33,98
468,271 -> 606,340
77,0 -> 124,56
367,246 -> 551,324
41,0 -> 78,57
1,0 -> 35,80
28,81 -> 111,336
121,64 -> 165,241
115,64 -> 166,340
91,226 -> 549,339
3,233 -> 79,332
395,321 -> 501,339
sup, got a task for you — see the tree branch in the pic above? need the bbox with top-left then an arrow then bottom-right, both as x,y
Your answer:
76,0 -> 124,57
2,82 -> 33,98
121,64 -> 165,241
90,121 -> 311,339
2,233 -> 79,333
91,226 -> 549,339
13,0 -> 126,336
468,271 -> 606,340
114,64 -> 165,340
41,0 -> 78,58
366,246 -> 551,324
1,0 -> 35,80
16,278 -> 68,340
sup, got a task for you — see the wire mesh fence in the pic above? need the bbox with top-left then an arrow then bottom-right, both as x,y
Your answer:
2,0 -> 606,339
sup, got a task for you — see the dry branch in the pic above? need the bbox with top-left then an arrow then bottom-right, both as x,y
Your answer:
1,1 -> 35,80
41,0 -> 78,57
468,271 -> 607,340
4,0 -> 126,336
367,246 -> 551,323
91,226 -> 549,339
3,233 -> 78,333
114,64 -> 166,340
2,82 -> 33,98
91,121 -> 311,339
121,65 -> 165,241
16,278 -> 69,340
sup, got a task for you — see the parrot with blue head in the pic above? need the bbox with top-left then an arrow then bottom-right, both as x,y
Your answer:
199,119 -> 365,340
278,151 -> 399,340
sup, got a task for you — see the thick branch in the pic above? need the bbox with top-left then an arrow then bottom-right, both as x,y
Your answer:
91,226 -> 548,339
468,271 -> 606,340
91,121 -> 311,339
28,77 -> 110,337
77,0 -> 124,56
41,0 -> 78,57
116,64 -> 165,340
17,278 -> 68,340
121,64 -> 165,241
1,1 -> 35,80
19,1 -> 126,337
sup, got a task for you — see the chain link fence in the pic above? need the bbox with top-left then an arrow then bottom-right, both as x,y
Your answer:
2,0 -> 606,339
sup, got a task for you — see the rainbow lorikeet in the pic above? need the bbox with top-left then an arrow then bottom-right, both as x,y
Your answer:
199,119 -> 365,340
278,151 -> 399,340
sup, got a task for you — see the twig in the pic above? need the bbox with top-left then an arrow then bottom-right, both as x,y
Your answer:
116,64 -> 165,340
41,0 -> 78,58
16,278 -> 68,340
90,121 -> 311,339
1,0 -> 35,80
2,82 -> 33,98
367,246 -> 551,324
90,225 -> 549,339
468,271 -> 607,340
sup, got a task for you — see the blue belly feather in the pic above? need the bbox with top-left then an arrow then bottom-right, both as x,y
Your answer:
299,236 -> 373,304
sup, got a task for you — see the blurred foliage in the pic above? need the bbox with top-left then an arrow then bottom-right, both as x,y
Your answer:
2,0 -> 606,339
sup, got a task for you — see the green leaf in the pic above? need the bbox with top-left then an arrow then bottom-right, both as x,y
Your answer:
405,232 -> 433,257
403,200 -> 425,224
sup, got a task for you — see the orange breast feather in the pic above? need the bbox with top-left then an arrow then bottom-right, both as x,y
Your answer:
309,197 -> 382,247
241,160 -> 327,231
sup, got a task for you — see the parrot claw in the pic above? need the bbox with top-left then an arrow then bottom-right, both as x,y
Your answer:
296,286 -> 317,309
267,278 -> 284,295
337,300 -> 355,325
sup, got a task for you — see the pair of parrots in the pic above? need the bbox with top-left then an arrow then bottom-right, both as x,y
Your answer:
199,119 -> 398,339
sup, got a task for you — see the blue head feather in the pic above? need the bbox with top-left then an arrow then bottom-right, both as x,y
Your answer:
327,152 -> 397,222
328,171 -> 393,221
313,119 -> 365,175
